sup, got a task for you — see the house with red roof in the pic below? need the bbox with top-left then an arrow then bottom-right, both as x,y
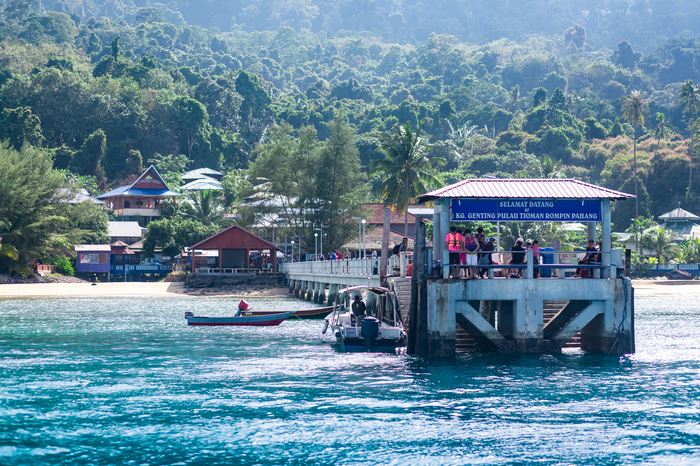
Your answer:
361,203 -> 423,238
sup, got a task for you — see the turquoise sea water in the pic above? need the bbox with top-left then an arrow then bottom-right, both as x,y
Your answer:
1,294 -> 700,465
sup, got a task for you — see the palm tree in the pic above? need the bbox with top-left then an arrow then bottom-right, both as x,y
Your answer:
679,238 -> 700,264
446,119 -> 478,143
679,80 -> 699,197
643,227 -> 678,263
645,112 -> 674,185
185,189 -> 223,225
540,155 -> 565,178
624,217 -> 655,255
372,121 -> 443,275
622,90 -> 650,245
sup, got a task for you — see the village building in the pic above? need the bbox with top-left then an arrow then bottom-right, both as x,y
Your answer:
108,221 -> 147,245
616,206 -> 700,253
74,244 -> 111,278
56,188 -> 105,205
96,166 -> 179,226
656,207 -> 700,240
361,203 -> 423,237
182,167 -> 224,183
187,225 -> 281,273
181,167 -> 224,191
74,241 -> 170,282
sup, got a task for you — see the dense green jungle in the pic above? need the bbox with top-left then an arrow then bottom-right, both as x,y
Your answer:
2,0 -> 700,268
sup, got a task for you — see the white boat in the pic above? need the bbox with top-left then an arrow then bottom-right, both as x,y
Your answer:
323,285 -> 406,352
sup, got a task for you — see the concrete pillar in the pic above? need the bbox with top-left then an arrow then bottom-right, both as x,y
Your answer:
318,283 -> 326,304
587,221 -> 596,242
294,281 -> 301,298
526,248 -> 533,279
581,278 -> 634,354
602,199 -> 611,279
312,281 -> 320,302
425,279 -> 456,356
399,252 -> 407,278
438,199 -> 450,279
289,279 -> 295,295
328,284 -> 338,306
513,286 -> 543,352
433,203 -> 441,267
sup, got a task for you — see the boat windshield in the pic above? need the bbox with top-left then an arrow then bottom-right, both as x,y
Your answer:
333,288 -> 401,326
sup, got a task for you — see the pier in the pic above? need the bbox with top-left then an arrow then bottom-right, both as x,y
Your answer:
282,256 -> 406,303
410,178 -> 635,356
282,178 -> 636,357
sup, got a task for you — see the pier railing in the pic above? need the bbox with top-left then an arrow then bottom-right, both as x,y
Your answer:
441,248 -> 624,279
281,255 -> 409,277
110,264 -> 172,273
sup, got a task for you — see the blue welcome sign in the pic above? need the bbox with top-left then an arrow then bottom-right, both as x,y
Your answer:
451,199 -> 602,222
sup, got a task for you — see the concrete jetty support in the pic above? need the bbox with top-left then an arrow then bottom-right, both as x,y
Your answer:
415,276 -> 634,356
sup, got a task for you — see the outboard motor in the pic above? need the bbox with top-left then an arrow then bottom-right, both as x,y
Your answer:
361,317 -> 380,352
235,299 -> 249,317
185,311 -> 194,319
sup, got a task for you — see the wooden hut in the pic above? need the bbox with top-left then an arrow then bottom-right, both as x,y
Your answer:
188,225 -> 281,273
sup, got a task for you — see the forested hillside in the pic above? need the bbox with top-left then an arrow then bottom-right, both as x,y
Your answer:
1,0 -> 700,259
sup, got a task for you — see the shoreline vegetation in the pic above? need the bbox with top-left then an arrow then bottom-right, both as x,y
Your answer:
0,280 -> 696,298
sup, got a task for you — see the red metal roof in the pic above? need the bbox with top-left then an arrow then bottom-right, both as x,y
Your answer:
416,179 -> 634,202
362,203 -> 419,225
189,225 -> 280,250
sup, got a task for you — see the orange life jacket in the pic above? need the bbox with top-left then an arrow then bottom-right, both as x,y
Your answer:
447,233 -> 460,250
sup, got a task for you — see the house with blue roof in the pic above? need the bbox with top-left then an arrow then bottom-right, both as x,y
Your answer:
96,166 -> 179,226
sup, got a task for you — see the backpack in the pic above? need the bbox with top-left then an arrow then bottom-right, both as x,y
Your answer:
392,244 -> 401,255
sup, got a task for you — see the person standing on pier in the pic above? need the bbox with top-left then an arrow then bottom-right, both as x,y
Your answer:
445,226 -> 462,278
509,238 -> 525,278
475,227 -> 486,247
463,229 -> 479,278
457,229 -> 467,278
478,237 -> 496,278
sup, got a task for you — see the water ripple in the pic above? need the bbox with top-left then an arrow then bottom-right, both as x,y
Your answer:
2,295 -> 700,464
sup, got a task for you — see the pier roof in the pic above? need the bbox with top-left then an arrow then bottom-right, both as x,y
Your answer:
416,178 -> 634,202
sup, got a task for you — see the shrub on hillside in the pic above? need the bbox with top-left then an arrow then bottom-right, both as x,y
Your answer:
53,257 -> 74,276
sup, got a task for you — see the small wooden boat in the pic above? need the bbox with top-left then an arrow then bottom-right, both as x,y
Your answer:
184,311 -> 293,326
242,305 -> 333,320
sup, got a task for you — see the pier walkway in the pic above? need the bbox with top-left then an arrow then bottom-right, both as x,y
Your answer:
280,255 -> 409,303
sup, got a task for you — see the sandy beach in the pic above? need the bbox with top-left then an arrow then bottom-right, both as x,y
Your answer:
630,280 -> 700,296
0,282 -> 292,298
0,279 -> 697,298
